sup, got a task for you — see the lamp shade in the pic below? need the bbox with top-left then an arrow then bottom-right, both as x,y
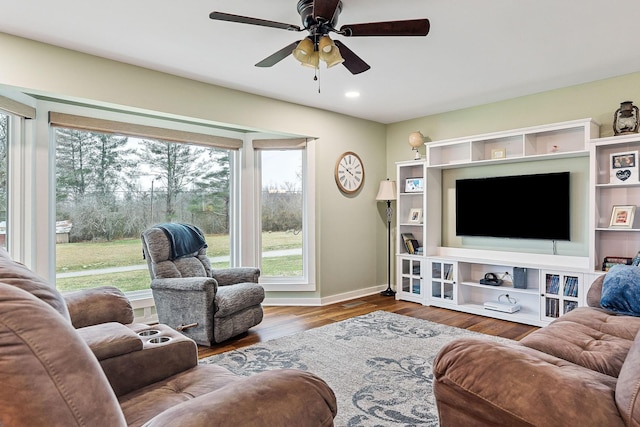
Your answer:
376,179 -> 397,201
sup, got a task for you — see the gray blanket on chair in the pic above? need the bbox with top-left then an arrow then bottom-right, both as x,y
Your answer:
156,223 -> 207,260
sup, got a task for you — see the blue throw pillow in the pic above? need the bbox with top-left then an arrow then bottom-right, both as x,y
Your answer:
601,264 -> 640,316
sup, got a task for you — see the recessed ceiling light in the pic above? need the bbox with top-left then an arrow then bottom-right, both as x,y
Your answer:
345,91 -> 360,98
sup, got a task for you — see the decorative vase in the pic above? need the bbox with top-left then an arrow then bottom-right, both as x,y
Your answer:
613,101 -> 640,135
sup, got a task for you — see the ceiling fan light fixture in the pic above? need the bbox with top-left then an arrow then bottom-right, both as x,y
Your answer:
318,35 -> 344,68
318,35 -> 335,53
293,38 -> 315,60
293,38 -> 319,69
301,50 -> 320,69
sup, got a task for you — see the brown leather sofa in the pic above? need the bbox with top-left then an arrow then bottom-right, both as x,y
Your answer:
433,274 -> 640,426
0,249 -> 337,426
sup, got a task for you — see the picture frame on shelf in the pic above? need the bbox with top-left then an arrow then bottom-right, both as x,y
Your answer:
408,208 -> 423,224
609,205 -> 636,228
610,151 -> 639,183
405,177 -> 424,193
490,148 -> 506,159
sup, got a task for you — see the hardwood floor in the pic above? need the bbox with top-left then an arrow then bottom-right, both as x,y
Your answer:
197,293 -> 539,358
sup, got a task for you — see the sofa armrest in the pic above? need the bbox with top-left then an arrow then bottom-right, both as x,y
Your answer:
210,267 -> 260,286
143,369 -> 336,427
76,322 -> 142,361
63,286 -> 134,328
433,338 -> 624,427
586,273 -> 604,307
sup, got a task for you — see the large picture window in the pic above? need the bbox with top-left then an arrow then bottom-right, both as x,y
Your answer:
253,138 -> 315,289
54,127 -> 232,293
260,149 -> 304,277
36,104 -> 315,303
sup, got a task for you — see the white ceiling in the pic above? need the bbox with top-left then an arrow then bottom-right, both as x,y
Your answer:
2,0 -> 640,124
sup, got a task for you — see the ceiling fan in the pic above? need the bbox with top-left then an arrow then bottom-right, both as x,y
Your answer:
209,0 -> 430,75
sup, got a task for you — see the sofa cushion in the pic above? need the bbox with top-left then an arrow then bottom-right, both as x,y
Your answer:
601,264 -> 640,316
616,331 -> 640,427
119,364 -> 240,426
520,307 -> 640,377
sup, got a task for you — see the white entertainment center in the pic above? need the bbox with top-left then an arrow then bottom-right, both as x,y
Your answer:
395,118 -> 640,327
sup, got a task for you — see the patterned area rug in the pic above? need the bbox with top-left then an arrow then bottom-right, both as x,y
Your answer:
200,310 -> 511,427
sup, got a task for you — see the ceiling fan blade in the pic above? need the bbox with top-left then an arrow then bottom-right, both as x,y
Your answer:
340,19 -> 430,37
333,40 -> 370,75
209,11 -> 302,32
312,0 -> 341,22
255,41 -> 301,67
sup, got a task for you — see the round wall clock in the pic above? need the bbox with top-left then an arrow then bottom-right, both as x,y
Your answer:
335,151 -> 365,194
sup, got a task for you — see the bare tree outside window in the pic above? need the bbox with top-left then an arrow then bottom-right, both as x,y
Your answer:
55,129 -> 231,292
260,150 -> 303,277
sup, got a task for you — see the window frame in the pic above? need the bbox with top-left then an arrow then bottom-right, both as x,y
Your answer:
22,98 -> 315,298
249,138 -> 316,291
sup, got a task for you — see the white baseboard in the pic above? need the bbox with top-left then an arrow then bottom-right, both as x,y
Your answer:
264,285 -> 387,306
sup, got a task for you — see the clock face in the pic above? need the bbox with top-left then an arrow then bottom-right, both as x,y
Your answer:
335,151 -> 365,194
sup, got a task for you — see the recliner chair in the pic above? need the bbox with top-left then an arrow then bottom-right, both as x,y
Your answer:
141,223 -> 265,346
0,249 -> 337,427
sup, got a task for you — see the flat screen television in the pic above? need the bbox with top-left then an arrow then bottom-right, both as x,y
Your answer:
455,172 -> 570,240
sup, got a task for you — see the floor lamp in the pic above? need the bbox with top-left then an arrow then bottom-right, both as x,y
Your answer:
376,179 -> 397,296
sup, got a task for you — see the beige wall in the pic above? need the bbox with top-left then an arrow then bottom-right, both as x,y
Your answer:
386,72 -> 640,168
0,32 -> 389,301
3,29 -> 640,300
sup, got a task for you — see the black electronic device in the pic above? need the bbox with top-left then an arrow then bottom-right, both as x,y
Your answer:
479,272 -> 503,286
455,172 -> 571,241
513,267 -> 527,289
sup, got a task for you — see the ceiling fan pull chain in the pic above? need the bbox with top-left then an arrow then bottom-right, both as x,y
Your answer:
315,68 -> 320,94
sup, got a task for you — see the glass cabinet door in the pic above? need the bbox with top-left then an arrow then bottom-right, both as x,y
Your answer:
397,257 -> 423,303
430,259 -> 456,303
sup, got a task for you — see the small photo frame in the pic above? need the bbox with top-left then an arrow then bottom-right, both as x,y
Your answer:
610,151 -> 639,183
609,205 -> 636,228
408,208 -> 423,223
491,148 -> 506,160
405,177 -> 424,193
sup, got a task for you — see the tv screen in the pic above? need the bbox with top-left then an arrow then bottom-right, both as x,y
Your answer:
455,172 -> 570,240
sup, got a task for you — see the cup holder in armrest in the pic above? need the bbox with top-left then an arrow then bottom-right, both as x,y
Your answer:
148,336 -> 172,344
138,329 -> 160,337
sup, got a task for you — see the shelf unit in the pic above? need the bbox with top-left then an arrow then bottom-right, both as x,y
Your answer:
427,118 -> 598,169
449,259 -> 541,325
590,133 -> 640,271
395,160 -> 442,302
425,258 -> 584,327
393,118 -> 604,327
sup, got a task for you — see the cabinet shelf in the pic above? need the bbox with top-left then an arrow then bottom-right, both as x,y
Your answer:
459,281 -> 539,295
459,303 -> 541,324
596,182 -> 640,189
